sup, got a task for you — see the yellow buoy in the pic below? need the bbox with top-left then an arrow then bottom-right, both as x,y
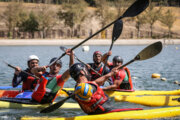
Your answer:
151,73 -> 161,79
176,47 -> 179,50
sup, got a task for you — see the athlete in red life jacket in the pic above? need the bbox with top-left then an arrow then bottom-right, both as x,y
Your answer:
69,63 -> 135,115
87,51 -> 110,82
31,49 -> 74,104
102,52 -> 133,91
12,55 -> 39,91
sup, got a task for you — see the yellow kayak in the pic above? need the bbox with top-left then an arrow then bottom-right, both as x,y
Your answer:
0,101 -> 80,109
115,95 -> 180,107
21,106 -> 180,120
60,88 -> 180,97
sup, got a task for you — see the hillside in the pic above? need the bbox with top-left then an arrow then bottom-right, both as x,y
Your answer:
0,2 -> 179,39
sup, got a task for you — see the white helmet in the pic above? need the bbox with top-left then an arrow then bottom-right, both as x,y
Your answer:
28,55 -> 39,62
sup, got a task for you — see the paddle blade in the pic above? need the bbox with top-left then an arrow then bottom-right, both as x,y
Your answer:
60,46 -> 67,52
122,0 -> 149,18
40,94 -> 73,113
112,20 -> 123,42
135,41 -> 162,61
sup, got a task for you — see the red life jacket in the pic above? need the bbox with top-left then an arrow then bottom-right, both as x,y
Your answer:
75,81 -> 108,114
32,74 -> 64,103
90,67 -> 103,81
111,67 -> 133,90
22,76 -> 38,91
124,67 -> 133,90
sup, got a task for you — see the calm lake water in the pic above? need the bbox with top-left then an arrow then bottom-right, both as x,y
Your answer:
0,44 -> 180,120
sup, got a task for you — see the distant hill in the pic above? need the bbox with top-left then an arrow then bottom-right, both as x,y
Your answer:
0,2 -> 179,39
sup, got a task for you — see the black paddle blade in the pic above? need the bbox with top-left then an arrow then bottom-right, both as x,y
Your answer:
112,20 -> 123,42
135,41 -> 163,61
40,94 -> 73,113
122,0 -> 149,18
60,46 -> 67,52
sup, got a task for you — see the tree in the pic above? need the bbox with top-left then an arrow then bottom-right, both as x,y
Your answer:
145,0 -> 162,38
113,0 -> 134,18
160,9 -> 176,38
19,11 -> 39,38
135,13 -> 147,38
36,5 -> 58,38
2,2 -> 23,38
95,0 -> 116,38
57,0 -> 88,38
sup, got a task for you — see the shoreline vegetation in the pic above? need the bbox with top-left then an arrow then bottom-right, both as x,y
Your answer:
0,39 -> 179,46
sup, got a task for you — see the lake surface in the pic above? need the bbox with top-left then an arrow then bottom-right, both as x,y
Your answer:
0,44 -> 180,120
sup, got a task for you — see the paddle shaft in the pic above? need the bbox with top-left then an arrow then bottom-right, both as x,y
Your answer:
102,20 -> 123,75
4,61 -> 39,79
102,41 -> 114,75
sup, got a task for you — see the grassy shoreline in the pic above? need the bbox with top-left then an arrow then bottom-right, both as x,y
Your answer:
0,39 -> 180,46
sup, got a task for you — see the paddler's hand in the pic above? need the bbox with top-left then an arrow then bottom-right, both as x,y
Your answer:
86,64 -> 91,70
107,51 -> 112,56
65,48 -> 74,56
31,66 -> 46,77
14,66 -> 21,75
110,66 -> 119,76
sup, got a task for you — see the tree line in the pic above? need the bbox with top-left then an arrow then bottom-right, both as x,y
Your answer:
0,0 -> 178,39
0,0 -> 179,7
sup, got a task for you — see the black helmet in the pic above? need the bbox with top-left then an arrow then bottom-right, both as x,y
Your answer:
50,57 -> 62,67
113,56 -> 123,64
69,63 -> 86,80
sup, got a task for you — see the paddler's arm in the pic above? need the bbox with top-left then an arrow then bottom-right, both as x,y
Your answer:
66,48 -> 74,68
57,49 -> 74,83
95,66 -> 118,86
102,79 -> 122,91
12,67 -> 25,87
102,51 -> 112,67
60,69 -> 70,82
31,66 -> 46,78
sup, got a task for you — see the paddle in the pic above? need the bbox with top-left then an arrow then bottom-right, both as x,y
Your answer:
3,61 -> 39,79
60,46 -> 101,76
40,93 -> 75,113
40,41 -> 162,114
117,41 -> 163,70
102,20 -> 123,75
47,0 -> 149,68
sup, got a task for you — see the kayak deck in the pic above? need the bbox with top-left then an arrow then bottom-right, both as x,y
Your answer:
0,101 -> 80,109
21,106 -> 180,120
115,95 -> 180,107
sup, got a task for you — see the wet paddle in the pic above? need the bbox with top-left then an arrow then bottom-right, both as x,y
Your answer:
40,41 -> 162,114
3,61 -> 39,79
60,46 -> 101,76
47,0 -> 149,68
102,20 -> 123,75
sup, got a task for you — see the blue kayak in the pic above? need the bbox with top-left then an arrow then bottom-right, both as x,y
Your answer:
0,85 -> 22,89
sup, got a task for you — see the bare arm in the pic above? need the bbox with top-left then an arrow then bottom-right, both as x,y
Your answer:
102,79 -> 122,91
65,49 -> 74,68
61,69 -> 70,82
95,66 -> 118,86
102,51 -> 112,67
